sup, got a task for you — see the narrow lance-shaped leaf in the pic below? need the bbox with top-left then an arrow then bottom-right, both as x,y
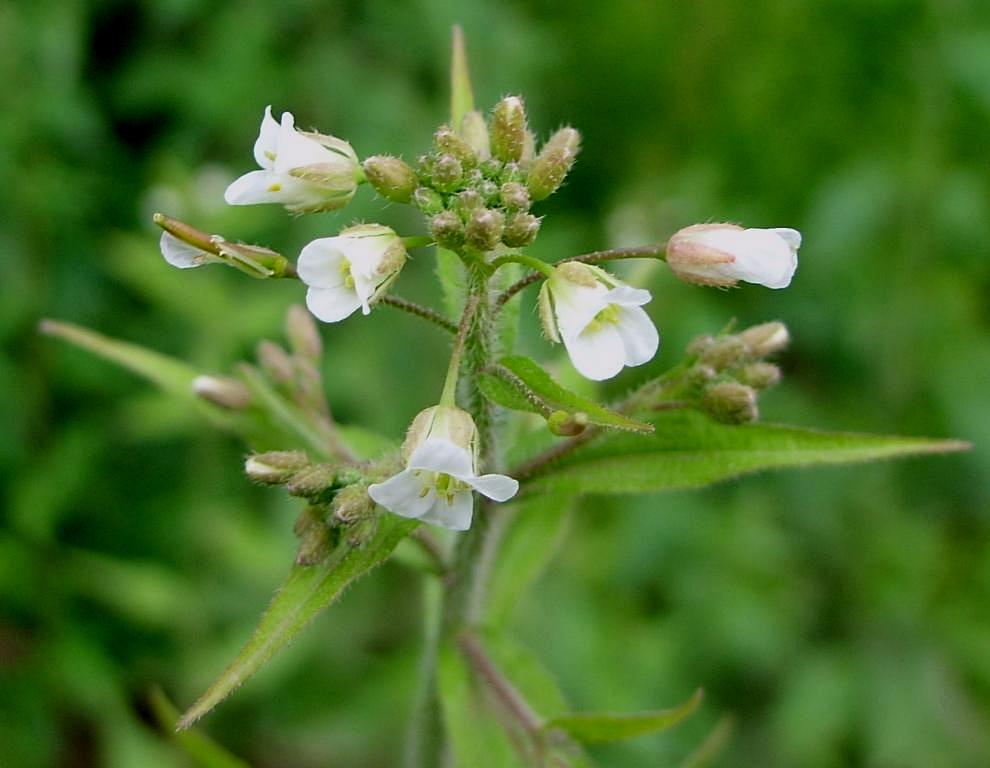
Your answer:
490,356 -> 653,434
148,686 -> 251,768
521,409 -> 969,495
543,689 -> 704,745
178,514 -> 417,729
450,24 -> 474,128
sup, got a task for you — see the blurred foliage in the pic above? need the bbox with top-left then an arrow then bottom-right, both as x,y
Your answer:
2,0 -> 988,766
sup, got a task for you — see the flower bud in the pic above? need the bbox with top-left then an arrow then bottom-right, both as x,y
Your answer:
666,224 -> 800,289
465,208 -> 505,251
479,158 -> 503,180
296,524 -> 333,566
215,240 -> 292,279
432,154 -> 464,193
245,451 -> 309,485
285,304 -> 323,362
192,375 -> 252,410
502,212 -> 541,248
459,110 -> 491,161
739,322 -> 790,357
527,128 -> 580,201
430,210 -> 465,250
491,96 -> 528,163
434,125 -> 478,167
703,382 -> 759,425
477,180 -> 500,204
333,484 -> 375,523
738,362 -> 782,390
413,186 -> 444,215
700,337 -> 747,371
451,189 -> 484,220
686,334 -> 716,358
286,464 -> 337,499
362,155 -> 417,203
293,505 -> 324,537
547,410 -> 588,437
256,340 -> 294,384
499,182 -> 530,210
685,364 -> 717,388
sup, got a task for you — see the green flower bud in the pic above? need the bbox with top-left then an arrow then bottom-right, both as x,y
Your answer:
465,207 -> 505,251
434,125 -> 478,167
528,127 -> 580,201
192,375 -> 251,410
547,410 -> 588,437
479,158 -> 503,180
413,186 -> 444,215
703,382 -> 759,425
416,154 -> 435,185
293,504 -> 324,537
333,484 -> 375,523
738,362 -> 782,390
685,364 -> 718,388
244,451 -> 309,485
286,464 -> 337,499
296,524 -> 333,566
502,212 -> 541,248
739,322 -> 790,358
432,154 -> 464,193
430,210 -> 465,250
286,304 -> 322,362
256,340 -> 294,384
362,155 -> 418,203
452,189 -> 484,220
700,336 -> 748,371
499,181 -> 530,210
491,96 -> 528,163
686,334 -> 716,358
459,110 -> 491,160
477,180 -> 500,204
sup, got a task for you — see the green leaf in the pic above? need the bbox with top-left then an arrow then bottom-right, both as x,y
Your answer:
495,356 -> 653,433
523,409 -> 970,495
435,246 -> 466,321
438,642 -> 521,768
479,371 -> 540,414
178,515 -> 417,729
148,687 -> 251,768
544,689 -> 704,745
450,25 -> 474,128
487,494 -> 574,625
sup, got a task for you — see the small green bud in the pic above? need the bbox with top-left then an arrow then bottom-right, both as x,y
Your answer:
333,484 -> 374,523
286,464 -> 337,498
416,154 -> 435,185
452,189 -> 484,219
502,212 -> 541,248
362,155 -> 418,203
286,304 -> 322,362
500,162 -> 525,183
703,382 -> 759,425
192,375 -> 251,410
432,154 -> 464,193
459,110 -> 491,160
686,334 -> 716,358
700,336 -> 747,371
434,125 -> 478,167
739,322 -> 790,358
245,451 -> 309,485
345,515 -> 380,549
491,96 -> 528,163
296,524 -> 334,566
293,505 -> 324,537
499,182 -> 530,210
413,186 -> 444,215
685,364 -> 718,388
547,410 -> 588,437
430,210 -> 465,250
477,180 -> 500,204
738,362 -> 782,390
465,207 -> 505,251
521,130 -> 536,162
479,158 -> 503,180
528,127 -> 580,201
256,340 -> 294,384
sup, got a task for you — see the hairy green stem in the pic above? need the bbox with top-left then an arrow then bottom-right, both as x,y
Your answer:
380,295 -> 457,333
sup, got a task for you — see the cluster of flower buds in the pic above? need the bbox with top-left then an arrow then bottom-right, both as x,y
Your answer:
245,450 -> 381,563
682,321 -> 790,424
363,96 -> 580,253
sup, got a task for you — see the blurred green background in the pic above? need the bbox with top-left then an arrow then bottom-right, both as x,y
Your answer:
3,0 -> 989,766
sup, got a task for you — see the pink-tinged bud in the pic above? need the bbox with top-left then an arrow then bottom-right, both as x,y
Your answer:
285,304 -> 322,362
703,381 -> 759,424
739,321 -> 790,357
666,224 -> 800,289
464,208 -> 505,251
502,212 -> 541,248
434,125 -> 478,167
362,155 -> 418,203
432,154 -> 464,193
430,210 -> 465,250
738,362 -> 782,389
245,451 -> 309,485
192,375 -> 251,410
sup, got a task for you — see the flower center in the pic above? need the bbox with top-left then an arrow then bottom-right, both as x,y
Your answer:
339,258 -> 355,289
415,471 -> 468,505
585,303 -> 620,333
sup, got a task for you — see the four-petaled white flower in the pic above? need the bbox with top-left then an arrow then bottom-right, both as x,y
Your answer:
666,224 -> 801,289
297,224 -> 407,322
539,262 -> 659,381
368,406 -> 519,531
224,106 -> 360,214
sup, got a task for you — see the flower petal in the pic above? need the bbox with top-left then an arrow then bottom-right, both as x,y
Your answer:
771,227 -> 802,251
159,232 -> 215,269
297,238 -> 348,289
224,170 -> 308,205
552,281 -> 611,341
273,111 -> 338,173
407,438 -> 474,478
420,491 -> 474,531
563,323 -> 626,381
368,469 -> 435,519
465,473 -> 519,502
614,305 -> 660,367
730,229 -> 798,289
252,105 -> 280,169
603,284 -> 652,308
305,285 -> 362,323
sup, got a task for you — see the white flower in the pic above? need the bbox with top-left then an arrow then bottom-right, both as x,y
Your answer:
368,406 -> 519,531
159,231 -> 223,269
224,106 -> 360,214
666,224 -> 801,289
539,262 -> 659,381
297,224 -> 407,322
155,213 -> 287,278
